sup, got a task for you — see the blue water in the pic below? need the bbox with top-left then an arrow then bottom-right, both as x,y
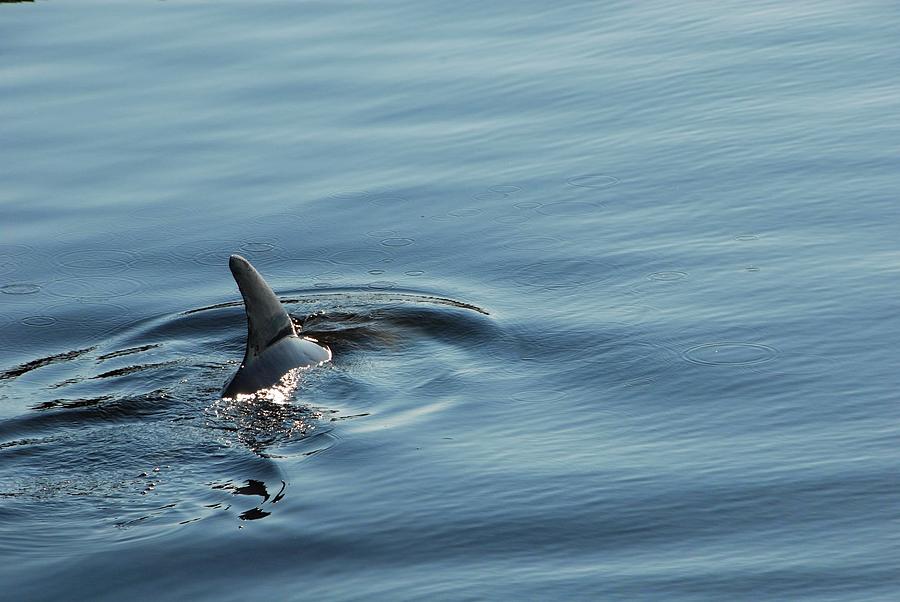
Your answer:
2,2 -> 899,600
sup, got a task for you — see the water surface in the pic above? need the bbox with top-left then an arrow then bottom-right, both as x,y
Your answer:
2,2 -> 899,600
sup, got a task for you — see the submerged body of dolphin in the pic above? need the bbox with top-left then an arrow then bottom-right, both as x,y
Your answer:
223,254 -> 331,397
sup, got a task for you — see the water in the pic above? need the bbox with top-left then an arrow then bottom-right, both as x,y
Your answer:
2,2 -> 899,600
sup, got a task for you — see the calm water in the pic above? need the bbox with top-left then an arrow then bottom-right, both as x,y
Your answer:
2,2 -> 899,600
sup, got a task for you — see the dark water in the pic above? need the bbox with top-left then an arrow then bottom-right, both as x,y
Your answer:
2,2 -> 899,600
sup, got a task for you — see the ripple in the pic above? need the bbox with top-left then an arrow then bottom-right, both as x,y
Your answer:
447,208 -> 484,218
46,276 -> 143,300
493,214 -> 531,225
262,258 -> 333,279
367,281 -> 398,290
174,240 -> 280,268
1,283 -> 41,295
380,238 -> 415,247
329,190 -> 370,200
366,229 -> 399,238
513,259 -> 621,290
22,315 -> 57,327
193,249 -> 241,266
507,392 -> 555,405
368,269 -> 385,275
240,241 -> 276,253
55,249 -> 138,274
173,240 -> 237,262
734,234 -> 760,241
751,352 -> 836,376
0,247 -> 37,279
682,342 -> 778,367
404,270 -> 425,276
601,304 -> 659,324
505,391 -> 630,418
513,201 -> 542,209
473,191 -> 510,201
600,340 -> 678,371
368,195 -> 411,207
567,174 -> 620,189
537,201 -> 603,217
0,244 -> 34,257
43,301 -> 132,338
314,271 -> 343,281
0,256 -> 20,277
611,375 -> 660,391
648,271 -> 688,281
330,249 -> 392,265
249,212 -> 307,228
489,185 -> 522,194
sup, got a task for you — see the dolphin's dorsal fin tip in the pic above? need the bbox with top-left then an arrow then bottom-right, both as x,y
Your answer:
229,255 -> 296,360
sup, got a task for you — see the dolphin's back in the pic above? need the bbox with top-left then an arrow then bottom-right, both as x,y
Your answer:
223,255 -> 331,397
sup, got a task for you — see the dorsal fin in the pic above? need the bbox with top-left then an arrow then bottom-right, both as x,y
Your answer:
229,254 -> 296,360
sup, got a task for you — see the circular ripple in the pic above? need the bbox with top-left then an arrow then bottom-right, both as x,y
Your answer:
567,174 -> 620,189
46,276 -> 143,300
22,315 -> 57,327
380,238 -> 415,247
682,342 -> 777,367
1,283 -> 41,295
240,241 -> 276,253
537,201 -> 602,217
368,269 -> 386,275
514,201 -> 542,209
55,249 -> 138,274
489,185 -> 522,194
648,271 -> 688,281
329,190 -> 370,200
367,281 -> 398,290
369,196 -> 411,207
493,214 -> 530,225
330,249 -> 392,265
734,234 -> 760,241
404,270 -> 425,276
448,208 -> 483,218
366,229 -> 399,238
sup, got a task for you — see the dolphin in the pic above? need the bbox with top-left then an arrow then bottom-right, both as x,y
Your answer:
223,254 -> 331,397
